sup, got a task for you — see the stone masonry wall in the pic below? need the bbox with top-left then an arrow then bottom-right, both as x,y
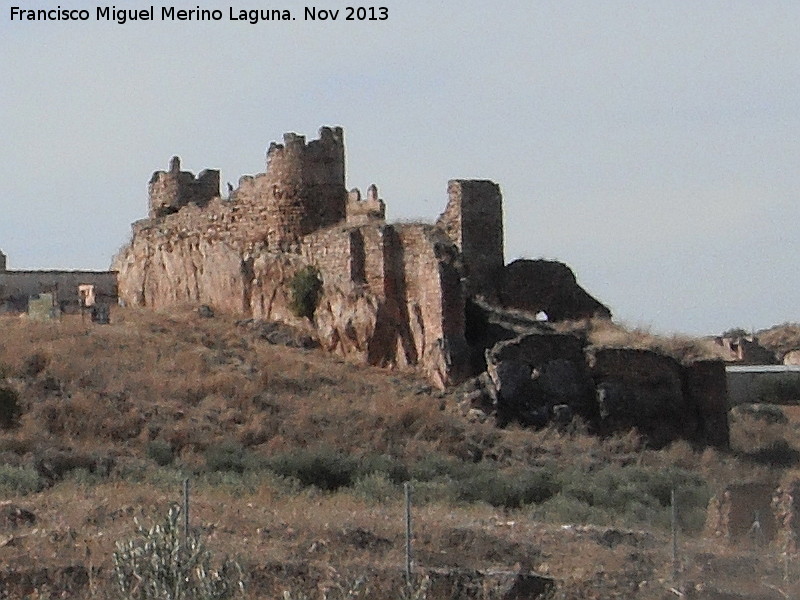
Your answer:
436,180 -> 504,299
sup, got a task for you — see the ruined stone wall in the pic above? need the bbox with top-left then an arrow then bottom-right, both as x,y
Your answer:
395,224 -> 468,386
500,259 -> 611,321
118,217 -> 470,387
148,157 -> 220,219
705,483 -> 780,545
436,180 -> 504,299
683,360 -> 730,448
588,348 -> 696,446
0,270 -> 117,307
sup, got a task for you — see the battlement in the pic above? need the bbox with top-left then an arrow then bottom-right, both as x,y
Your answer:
346,184 -> 386,225
148,156 -> 220,219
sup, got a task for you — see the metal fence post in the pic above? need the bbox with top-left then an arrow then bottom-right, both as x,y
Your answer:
405,482 -> 413,588
671,488 -> 679,584
183,477 -> 190,543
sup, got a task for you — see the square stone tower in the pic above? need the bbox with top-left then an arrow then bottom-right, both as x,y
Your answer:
436,180 -> 504,298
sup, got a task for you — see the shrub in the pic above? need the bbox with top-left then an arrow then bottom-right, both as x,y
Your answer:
746,439 -> 800,467
113,505 -> 245,600
0,387 -> 21,429
22,351 -> 48,378
350,472 -> 398,503
408,453 -> 465,482
147,440 -> 175,467
266,447 -> 357,491
531,493 -> 610,526
205,441 -> 247,473
455,465 -> 559,509
288,266 -> 323,320
556,464 -> 711,531
731,403 -> 788,425
356,454 -> 409,484
0,465 -> 45,495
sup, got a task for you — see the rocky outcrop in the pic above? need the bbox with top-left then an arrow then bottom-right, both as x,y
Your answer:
461,331 -> 730,448
500,259 -> 611,321
114,215 -> 468,389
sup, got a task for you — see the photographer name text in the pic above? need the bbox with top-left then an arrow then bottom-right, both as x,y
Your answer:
9,5 -> 389,25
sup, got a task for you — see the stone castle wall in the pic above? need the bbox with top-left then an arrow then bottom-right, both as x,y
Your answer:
116,127 -> 472,387
346,185 -> 386,225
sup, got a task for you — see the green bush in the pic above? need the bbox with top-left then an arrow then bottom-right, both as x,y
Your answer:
288,266 -> 323,320
531,493 -> 611,526
350,472 -> 398,503
407,479 -> 460,505
356,454 -> 409,484
205,441 -> 247,473
266,447 -> 357,491
113,505 -> 245,600
408,453 -> 466,482
147,440 -> 175,466
0,465 -> 45,495
455,466 -> 559,509
0,387 -> 21,429
731,403 -> 788,424
556,464 -> 710,532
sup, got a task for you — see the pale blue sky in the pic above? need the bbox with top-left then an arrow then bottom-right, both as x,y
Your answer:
2,1 -> 799,335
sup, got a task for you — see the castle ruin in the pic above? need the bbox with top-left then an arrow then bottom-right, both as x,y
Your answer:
111,126 -> 735,447
115,126 -> 611,389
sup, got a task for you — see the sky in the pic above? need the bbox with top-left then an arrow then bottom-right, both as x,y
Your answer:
1,1 -> 799,336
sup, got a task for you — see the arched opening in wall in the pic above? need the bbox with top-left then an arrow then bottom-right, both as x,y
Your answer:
536,311 -> 548,322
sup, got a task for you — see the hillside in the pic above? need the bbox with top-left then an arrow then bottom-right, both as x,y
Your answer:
0,308 -> 799,599
757,323 -> 800,358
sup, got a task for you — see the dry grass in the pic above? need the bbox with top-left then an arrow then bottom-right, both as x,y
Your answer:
553,318 -> 729,363
757,322 -> 800,356
0,307 -> 797,599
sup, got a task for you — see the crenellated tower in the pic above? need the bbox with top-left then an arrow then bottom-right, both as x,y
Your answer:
261,127 -> 347,249
148,156 -> 220,219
